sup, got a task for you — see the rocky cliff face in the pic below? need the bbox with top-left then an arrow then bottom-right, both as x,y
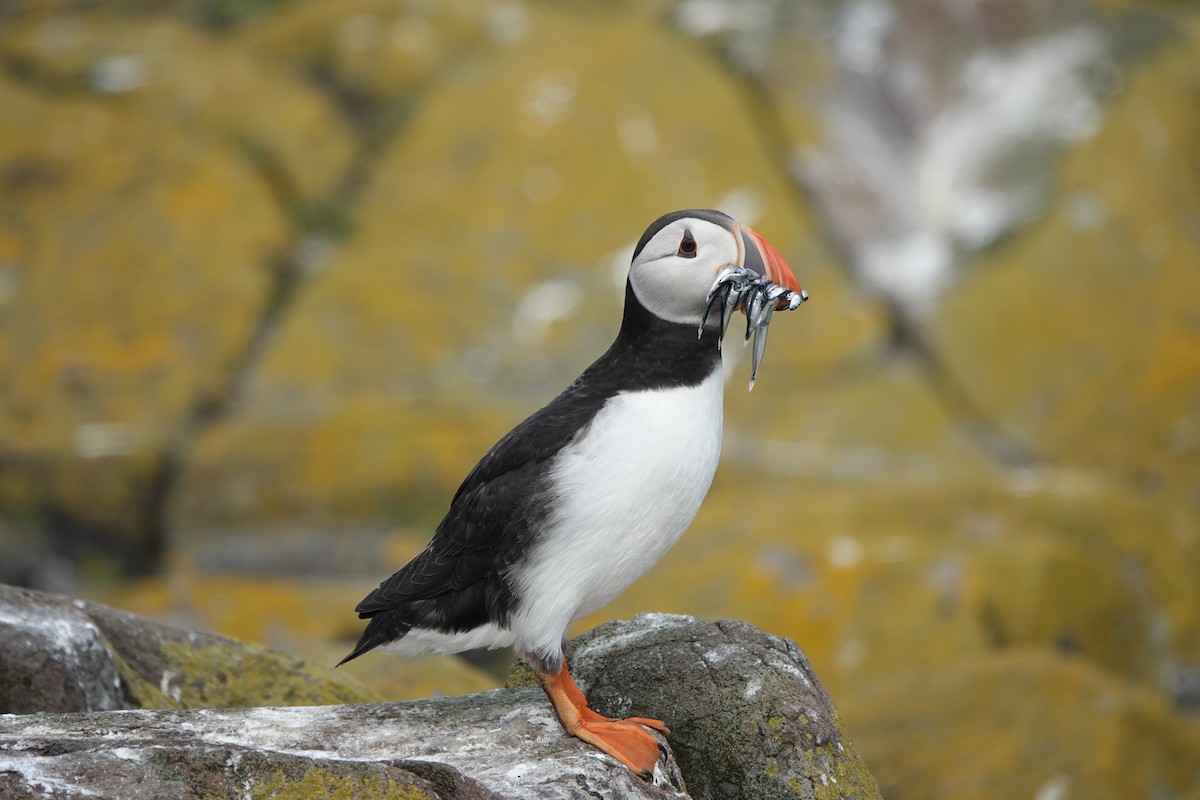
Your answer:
1,2 -> 1199,799
0,585 -> 879,800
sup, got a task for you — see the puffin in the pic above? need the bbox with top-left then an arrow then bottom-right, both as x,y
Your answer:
340,209 -> 804,778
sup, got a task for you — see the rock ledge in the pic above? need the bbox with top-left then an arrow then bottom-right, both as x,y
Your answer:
0,585 -> 879,799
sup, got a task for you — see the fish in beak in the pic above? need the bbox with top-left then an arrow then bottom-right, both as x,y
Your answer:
736,223 -> 804,306
701,223 -> 809,390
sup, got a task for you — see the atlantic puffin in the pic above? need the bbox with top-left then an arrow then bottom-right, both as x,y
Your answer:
340,209 -> 804,778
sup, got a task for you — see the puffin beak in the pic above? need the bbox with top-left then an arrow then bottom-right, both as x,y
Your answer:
736,223 -> 804,305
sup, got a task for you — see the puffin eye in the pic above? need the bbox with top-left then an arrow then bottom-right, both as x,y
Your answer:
677,230 -> 697,258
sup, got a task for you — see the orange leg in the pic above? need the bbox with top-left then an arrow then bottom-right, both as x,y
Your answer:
536,657 -> 670,779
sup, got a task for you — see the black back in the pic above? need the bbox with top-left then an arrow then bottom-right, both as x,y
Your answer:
339,280 -> 721,664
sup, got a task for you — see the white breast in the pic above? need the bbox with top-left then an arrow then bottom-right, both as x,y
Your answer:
509,368 -> 724,666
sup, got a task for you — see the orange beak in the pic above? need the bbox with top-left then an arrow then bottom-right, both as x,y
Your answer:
737,223 -> 804,309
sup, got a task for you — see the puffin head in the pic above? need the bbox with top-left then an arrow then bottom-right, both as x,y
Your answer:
627,209 -> 802,329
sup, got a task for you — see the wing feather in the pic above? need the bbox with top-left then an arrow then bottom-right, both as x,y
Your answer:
352,379 -> 607,620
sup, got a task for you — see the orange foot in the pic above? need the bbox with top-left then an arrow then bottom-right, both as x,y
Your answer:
537,658 -> 670,779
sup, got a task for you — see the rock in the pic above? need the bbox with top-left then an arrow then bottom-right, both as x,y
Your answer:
238,0 -> 497,104
0,585 -> 124,715
842,651 -> 1200,800
967,539 -> 1146,673
0,3 -> 354,576
0,67 -> 287,575
0,8 -> 355,201
0,583 -> 373,714
513,614 -> 882,800
0,608 -> 693,799
101,569 -> 504,703
0,746 -> 501,800
0,694 -> 682,799
0,599 -> 879,798
936,10 -> 1200,496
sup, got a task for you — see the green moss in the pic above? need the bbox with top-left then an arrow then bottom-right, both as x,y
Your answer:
158,640 -> 376,708
812,716 -> 884,800
105,646 -> 182,710
504,661 -> 540,690
99,632 -> 377,710
209,767 -> 433,800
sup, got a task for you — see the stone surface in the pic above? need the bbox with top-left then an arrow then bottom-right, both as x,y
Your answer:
937,10 -> 1200,496
0,2 -> 353,576
0,582 -> 374,714
0,695 -> 681,800
514,614 -> 882,800
94,568 -> 504,702
0,747 -> 500,800
0,586 -> 124,715
0,599 -> 883,799
0,65 -> 287,572
842,651 -> 1200,800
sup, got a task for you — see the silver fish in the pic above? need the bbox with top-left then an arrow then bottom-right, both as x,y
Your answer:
719,284 -> 743,347
700,266 -> 807,385
743,286 -> 762,344
748,318 -> 770,391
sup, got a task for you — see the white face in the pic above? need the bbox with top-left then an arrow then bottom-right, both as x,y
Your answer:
627,216 -> 741,327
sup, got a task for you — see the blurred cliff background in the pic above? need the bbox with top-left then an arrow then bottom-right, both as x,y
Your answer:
1,0 -> 1198,796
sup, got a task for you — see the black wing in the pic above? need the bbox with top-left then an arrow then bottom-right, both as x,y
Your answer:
350,374 -> 611,624
339,284 -> 722,664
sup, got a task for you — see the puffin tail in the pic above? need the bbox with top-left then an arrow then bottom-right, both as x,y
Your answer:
336,612 -> 412,667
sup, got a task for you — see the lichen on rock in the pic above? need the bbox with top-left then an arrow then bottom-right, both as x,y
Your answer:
0,582 -> 374,715
518,613 -> 883,800
1,593 -> 879,799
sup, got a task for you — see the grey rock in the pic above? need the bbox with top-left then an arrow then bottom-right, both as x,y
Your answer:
0,582 -> 373,713
0,585 -> 126,714
567,614 -> 882,800
0,691 -> 684,799
0,746 -> 495,800
0,593 -> 877,799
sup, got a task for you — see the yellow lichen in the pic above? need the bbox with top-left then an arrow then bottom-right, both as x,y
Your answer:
157,639 -> 375,708
205,767 -> 433,800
